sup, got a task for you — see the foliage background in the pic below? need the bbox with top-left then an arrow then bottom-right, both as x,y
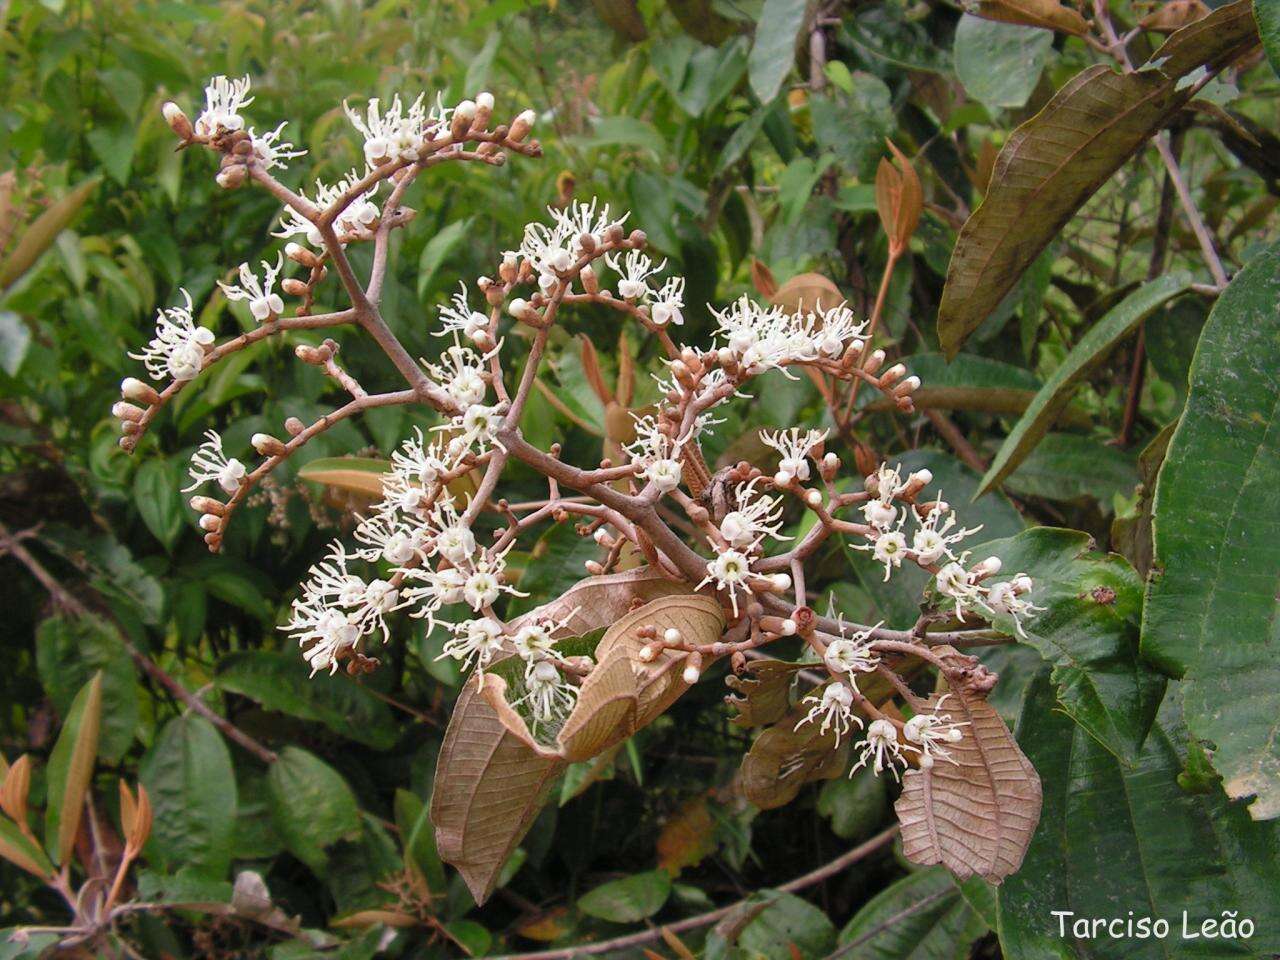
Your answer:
1,0 -> 1278,957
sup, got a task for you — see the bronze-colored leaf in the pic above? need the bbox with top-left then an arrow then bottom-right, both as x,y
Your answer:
656,796 -> 716,874
118,779 -> 138,841
332,909 -> 420,929
751,258 -> 779,299
725,660 -> 805,728
1140,0 -> 1210,32
0,177 -> 99,291
0,754 -> 31,831
0,815 -> 54,879
46,672 -> 103,866
969,0 -> 1089,35
768,272 -> 843,315
894,651 -> 1041,883
876,140 -> 923,255
937,0 -> 1260,357
508,566 -> 695,641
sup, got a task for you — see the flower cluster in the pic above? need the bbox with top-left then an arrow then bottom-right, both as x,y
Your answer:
127,290 -> 213,382
712,296 -> 870,375
343,93 -> 452,166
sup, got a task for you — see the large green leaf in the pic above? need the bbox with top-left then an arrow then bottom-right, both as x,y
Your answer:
1257,0 -> 1280,76
732,891 -> 837,960
997,673 -> 1280,958
35,616 -> 138,763
267,746 -> 362,873
140,715 -> 237,879
978,274 -> 1192,496
981,528 -> 1165,762
43,673 -> 102,865
1143,239 -> 1280,818
953,14 -> 1053,112
937,0 -> 1260,356
1003,434 -> 1138,504
133,458 -> 184,551
215,651 -> 397,750
747,0 -> 808,103
838,867 -> 987,960
577,869 -> 672,923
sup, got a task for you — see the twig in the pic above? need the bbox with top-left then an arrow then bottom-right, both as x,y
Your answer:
485,826 -> 900,960
0,520 -> 278,764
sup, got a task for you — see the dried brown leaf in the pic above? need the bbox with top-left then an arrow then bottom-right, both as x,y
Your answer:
750,258 -> 779,299
724,661 -> 805,728
894,649 -> 1041,883
970,0 -> 1089,35
0,755 -> 31,829
508,567 -> 695,641
656,796 -> 716,874
332,909 -> 420,929
1140,0 -> 1210,32
768,272 -> 843,315
876,140 -> 923,255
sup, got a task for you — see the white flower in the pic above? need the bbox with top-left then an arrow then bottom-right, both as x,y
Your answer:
352,512 -> 426,565
862,499 -> 898,530
853,718 -> 907,780
871,529 -> 908,580
626,414 -> 689,492
823,635 -> 880,677
985,576 -> 1042,637
128,290 -> 214,382
249,122 -> 306,171
451,402 -> 504,454
440,617 -> 505,671
435,522 -> 477,566
934,558 -> 988,619
718,479 -> 788,550
425,343 -> 490,407
437,283 -> 491,343
902,696 -> 967,769
810,303 -> 867,358
650,277 -> 685,326
713,295 -> 817,374
512,619 -> 559,659
515,659 -> 578,734
760,427 -> 827,485
298,608 -> 361,676
462,554 -> 510,610
912,500 -> 980,566
344,94 -> 446,165
183,430 -> 246,494
273,169 -> 380,247
698,546 -> 753,617
604,249 -> 665,301
795,682 -> 862,746
646,458 -> 683,492
219,256 -> 285,322
551,198 -> 625,257
194,75 -> 252,137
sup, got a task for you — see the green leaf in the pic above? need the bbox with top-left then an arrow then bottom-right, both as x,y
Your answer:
978,274 -> 1193,496
777,155 -> 834,226
810,73 -> 893,179
0,930 -> 60,960
1143,239 -> 1280,818
953,14 -> 1054,112
0,313 -> 31,377
35,616 -> 138,763
140,715 -> 237,879
444,920 -> 492,957
937,1 -> 1259,356
997,674 -> 1280,958
1256,0 -> 1280,77
578,116 -> 666,154
736,890 -> 837,960
267,746 -> 361,873
0,817 -> 54,880
394,788 -> 445,894
44,673 -> 102,865
86,124 -> 137,186
838,868 -> 987,960
133,458 -> 184,550
417,218 -> 472,299
748,0 -> 808,103
215,651 -> 397,750
577,869 -> 672,923
980,528 -> 1166,762
0,178 -> 99,290
1003,434 -> 1138,504
816,767 -> 888,841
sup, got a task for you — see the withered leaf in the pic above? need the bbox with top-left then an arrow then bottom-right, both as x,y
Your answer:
508,566 -> 694,641
894,651 -> 1041,883
876,140 -> 923,255
725,660 -> 805,728
969,0 -> 1088,35
769,272 -> 843,315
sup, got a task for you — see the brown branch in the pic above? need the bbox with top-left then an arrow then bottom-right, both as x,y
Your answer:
0,520 -> 278,764
485,826 -> 900,960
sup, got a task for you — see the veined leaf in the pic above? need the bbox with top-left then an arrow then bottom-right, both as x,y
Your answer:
937,1 -> 1259,356
44,672 -> 102,865
1143,239 -> 1280,818
954,15 -> 1054,113
896,663 -> 1041,883
578,870 -> 671,923
36,616 -> 138,763
267,746 -> 361,873
980,529 -> 1165,762
977,274 -> 1192,496
1257,0 -> 1280,76
747,0 -> 807,103
997,674 -> 1280,957
968,0 -> 1088,34
838,867 -> 987,959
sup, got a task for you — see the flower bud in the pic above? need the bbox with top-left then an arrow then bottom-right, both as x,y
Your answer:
215,163 -> 247,189
281,277 -> 309,297
863,349 -> 886,376
120,377 -> 160,404
474,92 -> 494,130
162,101 -> 194,140
508,109 -> 536,143
893,375 -> 921,398
804,488 -> 823,507
112,401 -> 145,422
682,652 -> 703,685
198,513 -> 222,532
880,363 -> 907,386
627,229 -> 647,248
252,432 -> 287,456
189,496 -> 225,516
451,100 -> 476,140
970,556 -> 1002,579
663,627 -> 681,644
285,242 -> 320,268
120,420 -> 141,435
580,263 -> 599,294
584,560 -> 605,575
284,416 -> 305,436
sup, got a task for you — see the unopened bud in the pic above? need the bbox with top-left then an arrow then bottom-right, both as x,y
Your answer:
971,556 -> 1002,579
120,377 -> 160,404
638,644 -> 658,662
508,109 -> 536,143
663,627 -> 681,644
627,229 -> 647,248
112,401 -> 145,422
474,92 -> 494,130
199,513 -> 222,532
581,263 -> 599,294
1013,573 -> 1033,594
770,573 -> 792,592
584,560 -> 605,575
215,162 -> 247,189
892,375 -> 921,398
252,432 -> 287,456
682,652 -> 703,685
284,416 -> 305,436
120,420 -> 141,435
294,344 -> 327,365
281,277 -> 309,297
804,488 -> 823,507
162,101 -> 193,140
451,100 -> 476,140
821,452 -> 840,478
592,527 -> 611,546
190,496 -> 225,516
286,242 -> 320,268
880,363 -> 907,386
863,349 -> 886,375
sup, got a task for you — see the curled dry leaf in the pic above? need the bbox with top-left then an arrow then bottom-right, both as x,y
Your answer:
725,660 -> 806,728
876,140 -> 923,256
432,579 -> 725,904
0,754 -> 32,830
118,780 -> 153,854
1140,0 -> 1210,32
967,0 -> 1088,36
894,647 -> 1041,883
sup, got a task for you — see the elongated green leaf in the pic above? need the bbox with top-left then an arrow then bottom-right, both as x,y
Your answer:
0,930 -> 60,959
748,0 -> 807,103
578,869 -> 672,923
838,867 -> 987,960
1143,240 -> 1280,818
297,456 -> 389,498
1003,434 -> 1138,504
735,891 -> 837,960
133,458 -> 184,550
954,15 -> 1053,112
417,219 -> 471,299
44,673 -> 102,865
0,178 -> 99,290
981,529 -> 1165,761
997,674 -> 1280,958
215,651 -> 396,750
140,715 -> 236,879
978,275 -> 1192,496
1257,0 -> 1280,76
267,746 -> 361,873
35,617 -> 138,763
394,788 -> 445,894
0,816 -> 53,879
937,0 -> 1259,356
